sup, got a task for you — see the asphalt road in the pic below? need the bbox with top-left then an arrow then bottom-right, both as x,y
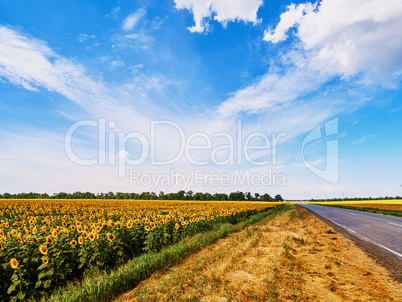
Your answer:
300,203 -> 402,258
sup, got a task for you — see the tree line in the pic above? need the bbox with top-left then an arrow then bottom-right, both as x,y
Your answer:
0,191 -> 284,202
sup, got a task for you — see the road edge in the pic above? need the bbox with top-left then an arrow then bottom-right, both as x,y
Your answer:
300,204 -> 402,283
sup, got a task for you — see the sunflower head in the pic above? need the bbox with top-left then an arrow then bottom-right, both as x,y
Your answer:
10,258 -> 18,269
107,233 -> 116,242
42,258 -> 49,264
70,240 -> 77,247
39,245 -> 48,255
78,236 -> 84,244
145,225 -> 151,231
88,233 -> 95,241
46,236 -> 53,245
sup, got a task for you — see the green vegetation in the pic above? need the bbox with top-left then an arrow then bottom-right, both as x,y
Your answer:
0,191 -> 284,202
324,205 -> 402,217
43,204 -> 289,302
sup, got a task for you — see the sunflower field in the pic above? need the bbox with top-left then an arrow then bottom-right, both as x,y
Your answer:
0,199 -> 282,301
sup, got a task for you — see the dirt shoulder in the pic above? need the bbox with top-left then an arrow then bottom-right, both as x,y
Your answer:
116,205 -> 402,302
304,206 -> 402,283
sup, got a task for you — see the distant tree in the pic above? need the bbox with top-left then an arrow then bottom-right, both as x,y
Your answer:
177,190 -> 186,200
275,194 -> 283,202
186,190 -> 193,200
229,191 -> 245,201
260,193 -> 273,201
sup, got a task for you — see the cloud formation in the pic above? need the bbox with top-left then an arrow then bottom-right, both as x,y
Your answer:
175,0 -> 263,33
122,8 -> 146,31
264,0 -> 402,83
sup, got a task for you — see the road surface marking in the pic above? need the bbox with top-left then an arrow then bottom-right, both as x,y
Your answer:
345,228 -> 356,233
302,204 -> 402,258
374,243 -> 402,258
387,222 -> 402,227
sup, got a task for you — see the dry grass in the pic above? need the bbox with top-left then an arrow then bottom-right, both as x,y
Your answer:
115,205 -> 402,302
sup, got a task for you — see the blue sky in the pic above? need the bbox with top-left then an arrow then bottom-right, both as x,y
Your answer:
0,0 -> 401,199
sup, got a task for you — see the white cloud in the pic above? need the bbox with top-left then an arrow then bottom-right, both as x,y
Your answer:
175,0 -> 263,33
352,134 -> 376,145
110,60 -> 125,69
118,150 -> 130,158
263,3 -> 316,43
264,0 -> 402,83
217,64 -> 327,117
0,26 -> 110,106
122,8 -> 146,31
78,33 -> 96,43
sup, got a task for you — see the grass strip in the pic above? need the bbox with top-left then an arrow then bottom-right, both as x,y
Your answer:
323,205 -> 402,217
44,204 -> 290,302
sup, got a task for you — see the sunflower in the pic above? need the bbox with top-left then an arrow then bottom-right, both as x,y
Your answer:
39,245 -> 48,255
46,235 -> 53,245
164,233 -> 168,237
106,233 -> 116,242
10,258 -> 18,269
88,232 -> 95,241
70,240 -> 77,247
144,225 -> 151,231
42,258 -> 49,264
175,223 -> 180,229
70,225 -> 76,230
78,236 -> 84,244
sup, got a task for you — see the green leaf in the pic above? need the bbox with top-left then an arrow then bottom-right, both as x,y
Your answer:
43,279 -> 51,289
53,273 -> 65,280
35,280 -> 42,289
18,291 -> 26,300
38,271 -> 47,280
7,283 -> 16,294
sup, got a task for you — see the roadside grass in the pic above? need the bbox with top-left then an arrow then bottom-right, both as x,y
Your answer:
323,205 -> 402,217
116,204 -> 402,302
41,204 -> 290,302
